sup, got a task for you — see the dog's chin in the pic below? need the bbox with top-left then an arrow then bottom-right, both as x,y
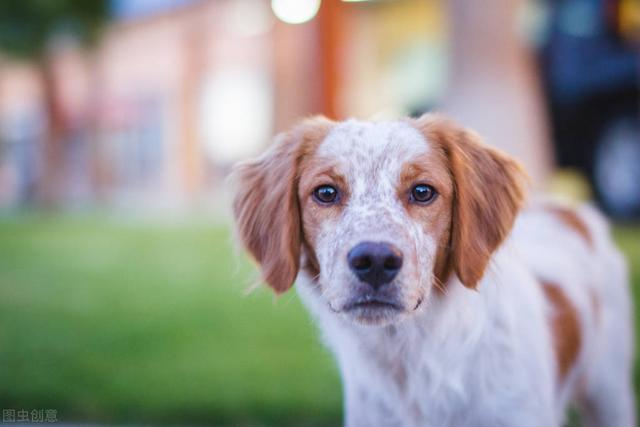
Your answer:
340,297 -> 406,326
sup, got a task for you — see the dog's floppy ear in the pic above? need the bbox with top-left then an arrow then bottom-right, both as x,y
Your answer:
415,114 -> 528,288
232,117 -> 333,294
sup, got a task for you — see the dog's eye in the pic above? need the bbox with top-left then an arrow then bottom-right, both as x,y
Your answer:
313,185 -> 338,204
410,184 -> 437,204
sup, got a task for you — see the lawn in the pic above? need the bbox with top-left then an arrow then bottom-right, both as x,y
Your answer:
0,215 -> 341,426
0,216 -> 638,426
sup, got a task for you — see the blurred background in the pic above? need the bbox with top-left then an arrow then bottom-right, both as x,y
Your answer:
0,0 -> 638,425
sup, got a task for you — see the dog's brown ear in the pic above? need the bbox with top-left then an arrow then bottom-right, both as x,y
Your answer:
232,117 -> 333,294
415,114 -> 528,288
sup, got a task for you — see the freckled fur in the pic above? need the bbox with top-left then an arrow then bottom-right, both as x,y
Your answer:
232,114 -> 635,427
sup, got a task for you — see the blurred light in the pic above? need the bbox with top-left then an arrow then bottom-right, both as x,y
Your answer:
271,0 -> 321,24
199,69 -> 272,163
225,0 -> 273,37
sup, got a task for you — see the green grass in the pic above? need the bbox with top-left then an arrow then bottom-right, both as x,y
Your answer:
0,216 -> 638,426
0,216 -> 341,426
614,226 -> 640,406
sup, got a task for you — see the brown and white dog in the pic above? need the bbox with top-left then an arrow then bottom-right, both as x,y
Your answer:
232,114 -> 635,427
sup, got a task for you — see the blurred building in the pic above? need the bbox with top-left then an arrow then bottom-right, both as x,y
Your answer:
0,0 -> 637,214
0,0 -> 448,211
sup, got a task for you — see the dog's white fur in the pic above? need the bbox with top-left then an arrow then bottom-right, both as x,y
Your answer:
233,115 -> 635,427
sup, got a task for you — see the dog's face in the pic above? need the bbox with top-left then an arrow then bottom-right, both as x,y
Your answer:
296,121 -> 452,325
233,114 -> 526,326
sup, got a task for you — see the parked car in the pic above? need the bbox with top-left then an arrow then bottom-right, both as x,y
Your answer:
540,0 -> 640,219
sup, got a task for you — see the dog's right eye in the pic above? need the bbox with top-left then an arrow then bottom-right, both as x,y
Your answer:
313,185 -> 338,204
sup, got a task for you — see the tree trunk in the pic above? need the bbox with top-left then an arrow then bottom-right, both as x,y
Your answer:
37,57 -> 66,208
443,0 -> 552,184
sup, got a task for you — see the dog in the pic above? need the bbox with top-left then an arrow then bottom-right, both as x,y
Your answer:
232,114 -> 635,427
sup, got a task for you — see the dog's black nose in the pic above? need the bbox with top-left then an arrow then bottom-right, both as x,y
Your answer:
347,241 -> 403,289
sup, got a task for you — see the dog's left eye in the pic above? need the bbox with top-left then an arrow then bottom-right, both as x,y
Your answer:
313,185 -> 338,204
410,184 -> 437,204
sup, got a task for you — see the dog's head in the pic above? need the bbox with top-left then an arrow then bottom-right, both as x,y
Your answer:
232,114 -> 527,326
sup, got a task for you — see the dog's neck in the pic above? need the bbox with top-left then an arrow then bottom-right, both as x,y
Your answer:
296,268 -> 506,427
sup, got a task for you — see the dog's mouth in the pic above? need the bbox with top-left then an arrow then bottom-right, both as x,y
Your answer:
344,297 -> 403,311
341,295 -> 404,325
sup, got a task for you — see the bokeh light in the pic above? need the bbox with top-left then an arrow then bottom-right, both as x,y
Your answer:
271,0 -> 321,24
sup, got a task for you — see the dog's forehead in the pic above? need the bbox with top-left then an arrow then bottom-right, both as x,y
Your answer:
317,120 -> 429,164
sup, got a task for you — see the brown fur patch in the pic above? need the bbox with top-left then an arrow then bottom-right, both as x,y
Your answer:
541,281 -> 582,381
232,116 -> 334,293
547,205 -> 593,247
411,114 -> 528,288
